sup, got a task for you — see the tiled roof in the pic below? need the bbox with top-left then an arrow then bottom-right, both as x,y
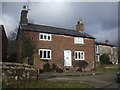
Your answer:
20,23 -> 95,39
95,41 -> 117,47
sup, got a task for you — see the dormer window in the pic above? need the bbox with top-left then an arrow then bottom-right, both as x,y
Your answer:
39,33 -> 52,41
74,37 -> 84,44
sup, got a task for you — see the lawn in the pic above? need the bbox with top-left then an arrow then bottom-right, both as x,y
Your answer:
2,80 -> 93,88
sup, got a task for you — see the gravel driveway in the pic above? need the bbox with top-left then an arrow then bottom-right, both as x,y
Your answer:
41,71 -> 119,88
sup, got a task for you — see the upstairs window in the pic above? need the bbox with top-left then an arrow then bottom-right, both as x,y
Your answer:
74,37 -> 84,44
38,49 -> 51,59
96,45 -> 99,53
111,48 -> 113,54
75,51 -> 84,60
39,33 -> 52,41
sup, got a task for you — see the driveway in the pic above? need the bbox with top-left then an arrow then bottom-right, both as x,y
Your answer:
41,71 -> 119,88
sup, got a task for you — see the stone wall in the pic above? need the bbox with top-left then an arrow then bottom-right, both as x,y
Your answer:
1,62 -> 37,84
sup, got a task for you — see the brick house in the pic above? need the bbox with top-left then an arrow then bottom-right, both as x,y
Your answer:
0,25 -> 8,62
17,6 -> 95,71
95,40 -> 118,65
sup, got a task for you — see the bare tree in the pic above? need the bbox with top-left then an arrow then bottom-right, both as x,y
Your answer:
7,26 -> 18,61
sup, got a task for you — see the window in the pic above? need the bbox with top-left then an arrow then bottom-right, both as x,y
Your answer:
38,49 -> 51,59
96,55 -> 99,62
74,37 -> 84,44
96,45 -> 99,53
111,48 -> 113,54
75,51 -> 84,60
39,33 -> 52,41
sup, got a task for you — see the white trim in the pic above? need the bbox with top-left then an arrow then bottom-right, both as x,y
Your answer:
39,33 -> 52,41
38,49 -> 51,60
96,55 -> 100,62
74,51 -> 85,60
74,37 -> 84,44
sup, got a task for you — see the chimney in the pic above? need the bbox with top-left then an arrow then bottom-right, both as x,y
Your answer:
105,40 -> 109,44
20,5 -> 28,24
76,19 -> 84,32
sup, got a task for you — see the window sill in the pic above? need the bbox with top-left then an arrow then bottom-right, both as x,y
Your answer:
75,59 -> 84,60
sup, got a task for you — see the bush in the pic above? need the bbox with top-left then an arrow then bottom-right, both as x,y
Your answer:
56,68 -> 63,73
43,63 -> 51,72
100,54 -> 110,64
73,60 -> 88,71
51,64 -> 57,71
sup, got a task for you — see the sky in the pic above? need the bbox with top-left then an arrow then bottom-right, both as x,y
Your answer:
1,1 -> 118,45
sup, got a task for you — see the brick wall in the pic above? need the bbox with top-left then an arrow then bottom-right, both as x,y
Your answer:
17,30 -> 95,71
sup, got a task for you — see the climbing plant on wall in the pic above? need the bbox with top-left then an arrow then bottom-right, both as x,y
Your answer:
22,35 -> 34,64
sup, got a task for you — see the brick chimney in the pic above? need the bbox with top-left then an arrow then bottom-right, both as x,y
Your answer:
105,40 -> 109,44
20,5 -> 28,24
76,19 -> 84,32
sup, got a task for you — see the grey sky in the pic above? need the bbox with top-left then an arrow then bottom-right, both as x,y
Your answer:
1,2 -> 118,45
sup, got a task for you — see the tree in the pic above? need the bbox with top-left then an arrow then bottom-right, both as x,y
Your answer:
7,26 -> 18,62
100,54 -> 110,64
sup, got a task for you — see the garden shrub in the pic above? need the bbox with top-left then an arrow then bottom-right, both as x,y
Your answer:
100,54 -> 110,64
43,63 -> 51,72
51,64 -> 57,71
73,60 -> 88,71
56,68 -> 63,73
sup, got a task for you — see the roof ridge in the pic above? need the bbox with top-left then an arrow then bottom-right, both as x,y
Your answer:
28,23 -> 75,31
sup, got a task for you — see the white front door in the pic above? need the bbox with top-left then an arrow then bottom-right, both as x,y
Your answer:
64,50 -> 72,66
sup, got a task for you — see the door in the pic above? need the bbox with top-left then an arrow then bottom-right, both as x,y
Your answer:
64,50 -> 72,66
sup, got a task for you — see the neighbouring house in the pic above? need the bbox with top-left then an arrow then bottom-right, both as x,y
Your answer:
95,40 -> 118,66
0,25 -> 8,62
17,6 -> 96,71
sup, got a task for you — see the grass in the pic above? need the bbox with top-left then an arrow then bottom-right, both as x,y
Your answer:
2,80 -> 93,88
104,67 -> 120,72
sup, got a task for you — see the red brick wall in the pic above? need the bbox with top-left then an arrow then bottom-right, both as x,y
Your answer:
17,30 -> 95,70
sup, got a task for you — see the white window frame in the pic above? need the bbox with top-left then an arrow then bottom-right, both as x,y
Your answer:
74,37 -> 84,44
74,51 -> 85,60
96,55 -> 100,62
38,49 -> 51,59
39,33 -> 52,41
111,48 -> 113,54
96,45 -> 99,53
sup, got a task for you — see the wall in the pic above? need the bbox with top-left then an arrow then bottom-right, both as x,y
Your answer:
17,30 -> 95,71
1,62 -> 37,84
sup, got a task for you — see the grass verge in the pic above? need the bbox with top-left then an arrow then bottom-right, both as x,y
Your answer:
2,80 -> 93,88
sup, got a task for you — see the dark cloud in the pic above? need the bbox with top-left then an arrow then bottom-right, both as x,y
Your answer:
2,2 -> 118,45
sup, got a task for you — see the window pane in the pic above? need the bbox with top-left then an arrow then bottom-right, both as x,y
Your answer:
40,50 -> 42,58
44,35 -> 47,39
44,51 -> 46,58
48,51 -> 50,58
78,52 -> 81,59
40,34 -> 43,39
81,52 -> 83,59
75,52 -> 77,59
48,35 -> 50,40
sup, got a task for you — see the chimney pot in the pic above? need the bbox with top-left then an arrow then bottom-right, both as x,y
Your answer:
105,40 -> 109,44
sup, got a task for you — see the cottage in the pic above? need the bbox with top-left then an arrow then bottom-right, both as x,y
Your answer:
17,6 -> 95,71
95,40 -> 118,65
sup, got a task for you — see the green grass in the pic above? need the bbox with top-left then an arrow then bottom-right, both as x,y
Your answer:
104,68 -> 120,72
2,80 -> 93,88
